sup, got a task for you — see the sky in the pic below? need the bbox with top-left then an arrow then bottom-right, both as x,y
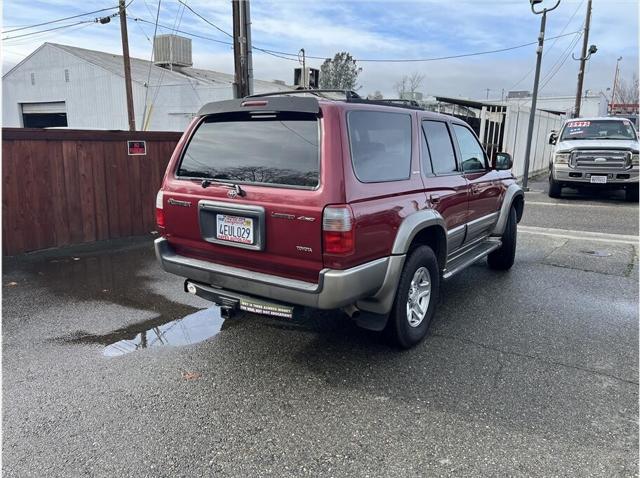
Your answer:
2,0 -> 639,100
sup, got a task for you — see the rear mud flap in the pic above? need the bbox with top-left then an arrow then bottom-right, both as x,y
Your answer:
353,311 -> 389,332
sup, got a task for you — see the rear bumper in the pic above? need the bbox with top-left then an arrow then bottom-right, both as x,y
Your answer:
154,237 -> 393,309
552,164 -> 639,185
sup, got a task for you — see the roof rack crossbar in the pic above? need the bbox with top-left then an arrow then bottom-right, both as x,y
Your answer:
245,90 -> 427,111
247,89 -> 362,100
348,98 -> 425,111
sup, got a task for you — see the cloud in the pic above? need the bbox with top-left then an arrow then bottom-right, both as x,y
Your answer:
3,0 -> 638,99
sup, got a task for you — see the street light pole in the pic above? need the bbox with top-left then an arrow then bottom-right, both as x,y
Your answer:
521,0 -> 561,191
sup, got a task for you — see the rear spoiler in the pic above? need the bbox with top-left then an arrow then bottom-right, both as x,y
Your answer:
197,96 -> 319,116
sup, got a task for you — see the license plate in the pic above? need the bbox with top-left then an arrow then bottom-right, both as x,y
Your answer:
239,299 -> 293,319
590,175 -> 607,184
216,214 -> 254,244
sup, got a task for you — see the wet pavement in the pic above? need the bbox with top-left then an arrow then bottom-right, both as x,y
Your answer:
3,185 -> 638,477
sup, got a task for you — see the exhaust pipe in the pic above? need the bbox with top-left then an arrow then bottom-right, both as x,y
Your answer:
343,304 -> 389,332
342,304 -> 361,319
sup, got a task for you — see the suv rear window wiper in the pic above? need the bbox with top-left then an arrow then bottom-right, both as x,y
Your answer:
200,178 -> 245,196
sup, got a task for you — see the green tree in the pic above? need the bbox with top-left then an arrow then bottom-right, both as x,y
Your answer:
319,52 -> 362,90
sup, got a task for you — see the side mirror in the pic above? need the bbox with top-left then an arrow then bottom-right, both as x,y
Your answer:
493,152 -> 513,170
548,131 -> 558,145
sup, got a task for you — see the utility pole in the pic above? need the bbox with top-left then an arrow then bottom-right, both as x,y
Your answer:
610,56 -> 623,113
299,49 -> 307,88
232,0 -> 252,98
522,0 -> 561,191
119,0 -> 136,131
573,0 -> 593,117
485,88 -> 490,100
244,0 -> 253,96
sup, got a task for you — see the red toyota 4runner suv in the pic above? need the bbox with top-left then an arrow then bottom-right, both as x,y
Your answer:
155,91 -> 524,348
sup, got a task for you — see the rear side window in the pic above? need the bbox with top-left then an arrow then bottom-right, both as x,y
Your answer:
422,121 -> 457,174
178,112 -> 319,188
348,111 -> 412,182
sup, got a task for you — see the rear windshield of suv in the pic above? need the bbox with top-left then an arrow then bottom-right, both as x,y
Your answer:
560,119 -> 637,141
178,112 -> 319,188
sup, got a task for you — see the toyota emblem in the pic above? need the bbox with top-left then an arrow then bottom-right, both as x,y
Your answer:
227,189 -> 238,199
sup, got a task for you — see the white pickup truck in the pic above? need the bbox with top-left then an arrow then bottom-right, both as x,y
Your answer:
548,117 -> 639,201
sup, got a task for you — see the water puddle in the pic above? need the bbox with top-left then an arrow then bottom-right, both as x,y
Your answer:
59,306 -> 229,357
102,307 -> 225,357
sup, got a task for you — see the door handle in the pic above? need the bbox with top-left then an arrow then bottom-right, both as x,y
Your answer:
470,185 -> 481,195
429,194 -> 441,205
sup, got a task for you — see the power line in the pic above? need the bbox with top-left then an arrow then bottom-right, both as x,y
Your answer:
132,17 -> 234,45
142,0 -> 162,129
539,29 -> 584,92
507,0 -> 585,91
2,6 -> 119,34
175,3 -> 297,63
2,20 -> 97,41
176,2 -> 581,63
134,17 -> 580,65
254,30 -> 582,63
178,0 -> 232,38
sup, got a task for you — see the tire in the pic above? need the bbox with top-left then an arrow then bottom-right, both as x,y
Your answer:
386,245 -> 440,349
488,206 -> 517,271
548,176 -> 562,198
625,185 -> 639,202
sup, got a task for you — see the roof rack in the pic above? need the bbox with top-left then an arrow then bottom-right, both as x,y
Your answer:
248,89 -> 362,100
246,90 -> 426,111
348,98 -> 424,111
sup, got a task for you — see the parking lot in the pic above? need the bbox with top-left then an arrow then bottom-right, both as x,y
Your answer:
3,178 -> 638,477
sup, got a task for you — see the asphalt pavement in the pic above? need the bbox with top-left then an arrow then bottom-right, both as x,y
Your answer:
3,180 -> 638,477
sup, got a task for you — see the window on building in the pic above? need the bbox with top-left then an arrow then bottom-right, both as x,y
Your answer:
348,111 -> 412,182
64,69 -> 70,82
422,121 -> 457,174
30,73 -> 35,86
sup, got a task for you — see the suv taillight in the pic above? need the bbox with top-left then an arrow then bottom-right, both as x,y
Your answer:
155,190 -> 165,229
323,205 -> 354,254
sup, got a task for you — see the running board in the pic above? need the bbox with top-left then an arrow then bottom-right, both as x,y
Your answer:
442,239 -> 502,280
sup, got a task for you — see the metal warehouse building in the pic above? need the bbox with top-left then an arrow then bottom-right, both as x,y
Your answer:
2,36 -> 290,131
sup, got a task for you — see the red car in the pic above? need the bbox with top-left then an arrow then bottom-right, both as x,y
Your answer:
155,91 -> 524,348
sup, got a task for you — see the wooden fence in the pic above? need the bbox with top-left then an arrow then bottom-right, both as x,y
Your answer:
2,128 -> 182,255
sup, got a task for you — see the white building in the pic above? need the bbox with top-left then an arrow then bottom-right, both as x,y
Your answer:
2,39 -> 290,131
503,92 -> 608,118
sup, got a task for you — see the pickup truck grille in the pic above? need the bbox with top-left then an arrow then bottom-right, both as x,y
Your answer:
570,150 -> 631,170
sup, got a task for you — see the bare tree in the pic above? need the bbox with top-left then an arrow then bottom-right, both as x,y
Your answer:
367,90 -> 384,100
616,74 -> 639,105
394,72 -> 425,98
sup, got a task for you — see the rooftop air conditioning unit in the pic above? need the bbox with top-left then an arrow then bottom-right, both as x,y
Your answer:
294,67 -> 319,89
153,35 -> 193,68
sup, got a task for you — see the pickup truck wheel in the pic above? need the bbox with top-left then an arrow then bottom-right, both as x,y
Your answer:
488,206 -> 517,271
625,185 -> 639,202
386,245 -> 439,349
548,176 -> 562,198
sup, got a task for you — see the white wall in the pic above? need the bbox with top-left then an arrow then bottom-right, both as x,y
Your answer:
3,44 -> 290,131
506,95 -> 607,118
502,104 -> 564,179
142,80 -> 281,131
2,44 -> 139,130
